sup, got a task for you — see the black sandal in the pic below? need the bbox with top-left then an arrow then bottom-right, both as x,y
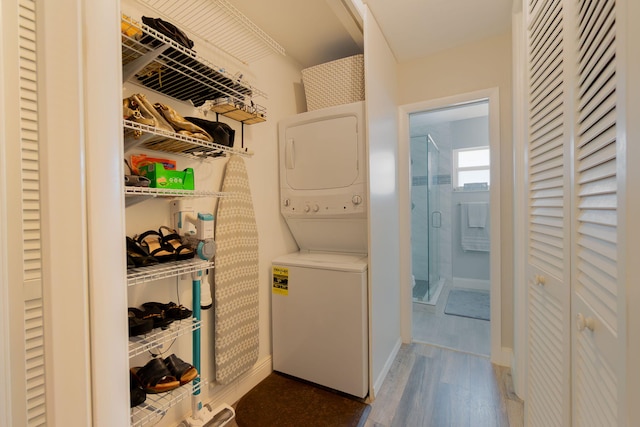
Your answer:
130,371 -> 146,407
163,354 -> 198,385
142,301 -> 192,320
127,254 -> 136,269
159,226 -> 195,261
128,308 -> 154,337
129,306 -> 173,330
131,358 -> 180,393
126,237 -> 159,268
136,230 -> 176,263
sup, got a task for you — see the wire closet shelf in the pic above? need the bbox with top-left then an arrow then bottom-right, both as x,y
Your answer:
136,0 -> 285,65
121,14 -> 268,128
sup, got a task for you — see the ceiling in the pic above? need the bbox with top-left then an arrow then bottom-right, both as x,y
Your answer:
227,0 -> 513,68
365,0 -> 513,62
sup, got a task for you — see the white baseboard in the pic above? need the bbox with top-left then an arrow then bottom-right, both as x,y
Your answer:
371,337 -> 402,399
453,277 -> 491,291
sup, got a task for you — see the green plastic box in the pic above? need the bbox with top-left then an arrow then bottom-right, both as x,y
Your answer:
139,162 -> 194,190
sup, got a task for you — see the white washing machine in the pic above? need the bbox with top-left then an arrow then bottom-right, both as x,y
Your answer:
273,101 -> 369,397
271,251 -> 368,398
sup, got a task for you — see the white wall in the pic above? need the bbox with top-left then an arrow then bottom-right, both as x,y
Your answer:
397,32 -> 514,348
363,7 -> 402,396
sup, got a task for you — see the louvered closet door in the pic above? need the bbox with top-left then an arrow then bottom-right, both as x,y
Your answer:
571,0 -> 623,425
3,0 -> 47,425
18,1 -> 46,424
525,0 -> 572,425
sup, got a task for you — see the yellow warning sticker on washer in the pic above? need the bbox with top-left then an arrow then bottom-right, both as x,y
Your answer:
272,266 -> 289,295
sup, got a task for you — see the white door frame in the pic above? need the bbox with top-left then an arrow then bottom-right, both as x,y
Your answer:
398,87 -> 505,365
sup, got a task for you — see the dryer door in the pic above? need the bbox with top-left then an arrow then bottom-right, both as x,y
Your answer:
283,115 -> 360,190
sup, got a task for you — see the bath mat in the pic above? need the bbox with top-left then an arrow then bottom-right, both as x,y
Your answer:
444,289 -> 490,321
214,155 -> 259,384
235,373 -> 370,427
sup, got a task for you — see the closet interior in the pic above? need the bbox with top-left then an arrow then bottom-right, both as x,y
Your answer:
120,2 -> 278,425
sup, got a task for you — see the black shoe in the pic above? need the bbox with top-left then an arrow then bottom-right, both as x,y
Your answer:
126,236 -> 159,268
130,371 -> 146,407
129,306 -> 174,330
128,308 -> 154,337
142,301 -> 193,320
135,231 -> 176,263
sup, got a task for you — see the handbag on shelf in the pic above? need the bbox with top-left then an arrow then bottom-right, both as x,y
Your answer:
184,117 -> 235,147
154,103 -> 213,142
123,93 -> 174,138
141,16 -> 194,50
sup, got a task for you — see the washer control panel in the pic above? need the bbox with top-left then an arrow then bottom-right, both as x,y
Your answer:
281,192 -> 366,218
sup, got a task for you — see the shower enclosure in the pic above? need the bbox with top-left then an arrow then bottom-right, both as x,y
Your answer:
410,134 -> 441,304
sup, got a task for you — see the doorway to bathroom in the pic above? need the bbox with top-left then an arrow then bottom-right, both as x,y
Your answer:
409,99 -> 492,357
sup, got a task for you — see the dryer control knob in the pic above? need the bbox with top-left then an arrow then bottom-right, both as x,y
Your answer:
304,205 -> 311,213
312,204 -> 320,212
352,195 -> 363,205
283,199 -> 290,207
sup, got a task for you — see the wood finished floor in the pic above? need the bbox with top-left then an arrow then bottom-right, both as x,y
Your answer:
229,342 -> 523,427
230,281 -> 521,426
365,342 -> 524,427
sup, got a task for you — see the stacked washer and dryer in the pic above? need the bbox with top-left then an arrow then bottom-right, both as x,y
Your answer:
271,101 -> 369,398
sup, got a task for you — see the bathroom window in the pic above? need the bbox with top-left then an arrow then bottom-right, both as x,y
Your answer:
453,146 -> 490,189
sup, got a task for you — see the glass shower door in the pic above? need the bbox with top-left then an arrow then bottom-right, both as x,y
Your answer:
426,135 -> 440,299
411,134 -> 441,303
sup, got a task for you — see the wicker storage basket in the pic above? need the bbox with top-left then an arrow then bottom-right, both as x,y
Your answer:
301,54 -> 364,111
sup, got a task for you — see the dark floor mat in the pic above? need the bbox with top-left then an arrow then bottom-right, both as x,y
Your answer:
235,373 -> 370,427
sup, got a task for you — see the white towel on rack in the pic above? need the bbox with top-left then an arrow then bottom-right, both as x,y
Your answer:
467,202 -> 488,227
461,202 -> 490,252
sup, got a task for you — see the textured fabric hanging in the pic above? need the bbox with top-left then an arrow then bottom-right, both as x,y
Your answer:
213,155 -> 259,384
